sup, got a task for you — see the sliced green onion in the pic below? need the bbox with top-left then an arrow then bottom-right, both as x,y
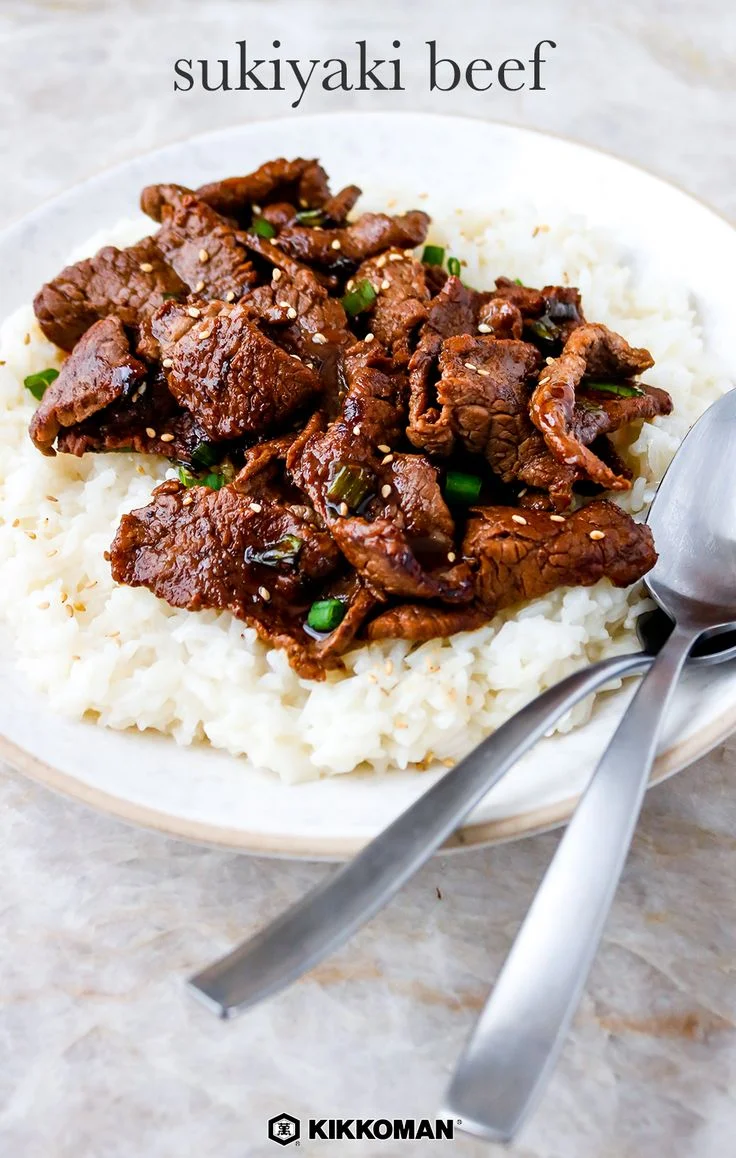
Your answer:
202,472 -> 226,490
251,217 -> 276,239
422,244 -> 445,266
513,277 -> 524,286
307,598 -> 346,632
295,208 -> 325,225
177,465 -> 198,487
341,279 -> 377,317
24,367 -> 59,401
191,441 -> 219,469
177,465 -> 227,490
527,317 -> 560,344
326,463 -> 375,510
444,470 -> 482,505
447,256 -> 462,278
585,381 -> 645,398
245,534 -> 303,567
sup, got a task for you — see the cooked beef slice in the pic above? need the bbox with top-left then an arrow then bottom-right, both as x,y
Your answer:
478,298 -> 523,339
493,279 -> 585,348
29,316 -> 147,454
322,184 -> 362,224
406,276 -> 494,455
353,250 -> 430,360
289,347 -> 472,603
140,183 -> 193,221
155,195 -> 258,302
56,372 -> 207,462
193,158 -> 331,222
244,267 -> 354,359
110,479 -> 345,680
151,299 -> 321,439
363,602 -> 487,642
465,500 -> 657,615
530,323 -> 663,491
275,210 -> 430,270
33,236 -> 188,356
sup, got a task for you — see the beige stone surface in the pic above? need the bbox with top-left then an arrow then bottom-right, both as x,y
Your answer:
0,2 -> 735,1155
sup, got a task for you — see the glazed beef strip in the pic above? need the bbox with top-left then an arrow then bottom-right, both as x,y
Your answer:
275,210 -> 430,271
353,249 -> 430,361
244,266 -> 354,360
465,500 -> 657,614
33,236 -> 188,358
154,194 -> 258,302
151,298 -> 322,439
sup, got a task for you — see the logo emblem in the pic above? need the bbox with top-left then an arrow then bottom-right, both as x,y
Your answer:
268,1113 -> 300,1146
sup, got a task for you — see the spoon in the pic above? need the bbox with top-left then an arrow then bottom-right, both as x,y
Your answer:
188,400 -> 736,1019
445,387 -> 736,1142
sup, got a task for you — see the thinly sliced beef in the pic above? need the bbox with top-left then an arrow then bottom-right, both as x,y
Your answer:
465,500 -> 656,614
244,267 -> 354,359
29,316 -> 147,454
193,158 -> 331,222
33,237 -> 188,356
531,324 -> 662,491
322,184 -> 362,225
275,211 -> 430,270
155,195 -> 257,302
110,479 -> 346,680
152,299 -> 322,439
364,603 -> 487,642
353,250 -> 430,360
493,279 -> 585,349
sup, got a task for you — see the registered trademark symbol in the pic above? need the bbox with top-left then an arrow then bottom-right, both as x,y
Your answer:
456,1119 -> 462,1125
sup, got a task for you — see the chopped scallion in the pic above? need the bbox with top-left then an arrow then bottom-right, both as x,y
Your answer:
422,244 -> 445,266
326,463 -> 375,510
251,217 -> 276,240
444,470 -> 482,505
177,465 -> 198,487
202,472 -> 227,490
191,441 -> 219,469
307,598 -> 346,632
295,208 -> 325,225
341,279 -> 377,317
585,381 -> 645,398
447,256 -> 462,278
513,277 -> 524,286
23,367 -> 59,401
527,316 -> 560,345
245,534 -> 303,567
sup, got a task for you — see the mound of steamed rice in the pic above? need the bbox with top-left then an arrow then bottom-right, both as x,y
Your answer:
0,204 -> 728,782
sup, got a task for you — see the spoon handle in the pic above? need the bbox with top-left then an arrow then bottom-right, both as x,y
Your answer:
444,623 -> 697,1143
188,648 -> 650,1019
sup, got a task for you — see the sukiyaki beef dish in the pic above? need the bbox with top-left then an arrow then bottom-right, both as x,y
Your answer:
28,157 -> 672,679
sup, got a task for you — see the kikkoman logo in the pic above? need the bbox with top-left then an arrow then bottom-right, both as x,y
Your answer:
268,1114 -> 456,1143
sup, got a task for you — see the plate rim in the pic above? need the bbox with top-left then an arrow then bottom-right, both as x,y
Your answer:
2,110 -> 735,858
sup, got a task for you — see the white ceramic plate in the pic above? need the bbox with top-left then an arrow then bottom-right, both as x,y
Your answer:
1,112 -> 735,858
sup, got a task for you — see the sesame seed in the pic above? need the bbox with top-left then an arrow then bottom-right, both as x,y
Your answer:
478,323 -> 492,333
199,248 -> 210,263
23,334 -> 31,345
346,279 -> 356,291
464,363 -> 478,372
381,279 -> 390,291
330,239 -> 342,250
385,659 -> 394,675
550,514 -> 566,522
447,551 -> 457,563
312,332 -> 327,345
376,255 -> 387,268
182,494 -> 194,506
160,432 -> 175,443
287,307 -> 297,320
278,300 -> 290,309
546,356 -> 555,365
538,375 -> 550,385
45,494 -> 58,503
389,253 -> 403,262
139,262 -> 154,273
47,548 -> 58,557
187,306 -> 201,319
589,530 -> 606,541
225,290 -> 236,302
381,484 -> 391,499
381,454 -> 394,465
512,514 -> 527,525
73,601 -> 86,613
339,501 -> 349,517
477,368 -> 490,377
289,353 -> 302,361
272,268 -> 282,282
352,424 -> 362,436
199,329 -> 212,341
364,332 -> 375,342
66,605 -> 74,618
377,444 -> 391,453
145,427 -> 156,438
258,586 -> 271,601
162,357 -> 174,368
11,519 -> 19,528
38,601 -> 50,610
25,530 -> 36,540
249,501 -> 263,513
518,488 -> 528,497
252,203 -> 262,213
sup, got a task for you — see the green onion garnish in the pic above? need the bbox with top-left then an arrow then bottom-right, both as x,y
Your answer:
341,280 -> 377,317
444,470 -> 482,505
202,472 -> 226,490
177,465 -> 227,490
513,277 -> 524,286
422,245 -> 445,266
326,463 -> 375,510
191,441 -> 219,469
447,256 -> 462,278
295,208 -> 325,225
23,367 -> 59,401
307,598 -> 346,632
245,534 -> 303,567
251,217 -> 276,239
585,381 -> 645,398
527,317 -> 560,344
177,465 -> 197,487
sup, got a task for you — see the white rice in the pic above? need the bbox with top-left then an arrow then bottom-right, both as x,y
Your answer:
0,205 -> 728,782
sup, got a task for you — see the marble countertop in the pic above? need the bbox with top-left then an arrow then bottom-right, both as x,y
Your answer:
1,2 -> 735,1155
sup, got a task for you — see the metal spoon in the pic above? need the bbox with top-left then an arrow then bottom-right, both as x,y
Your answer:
188,400 -> 736,1018
445,387 -> 736,1142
